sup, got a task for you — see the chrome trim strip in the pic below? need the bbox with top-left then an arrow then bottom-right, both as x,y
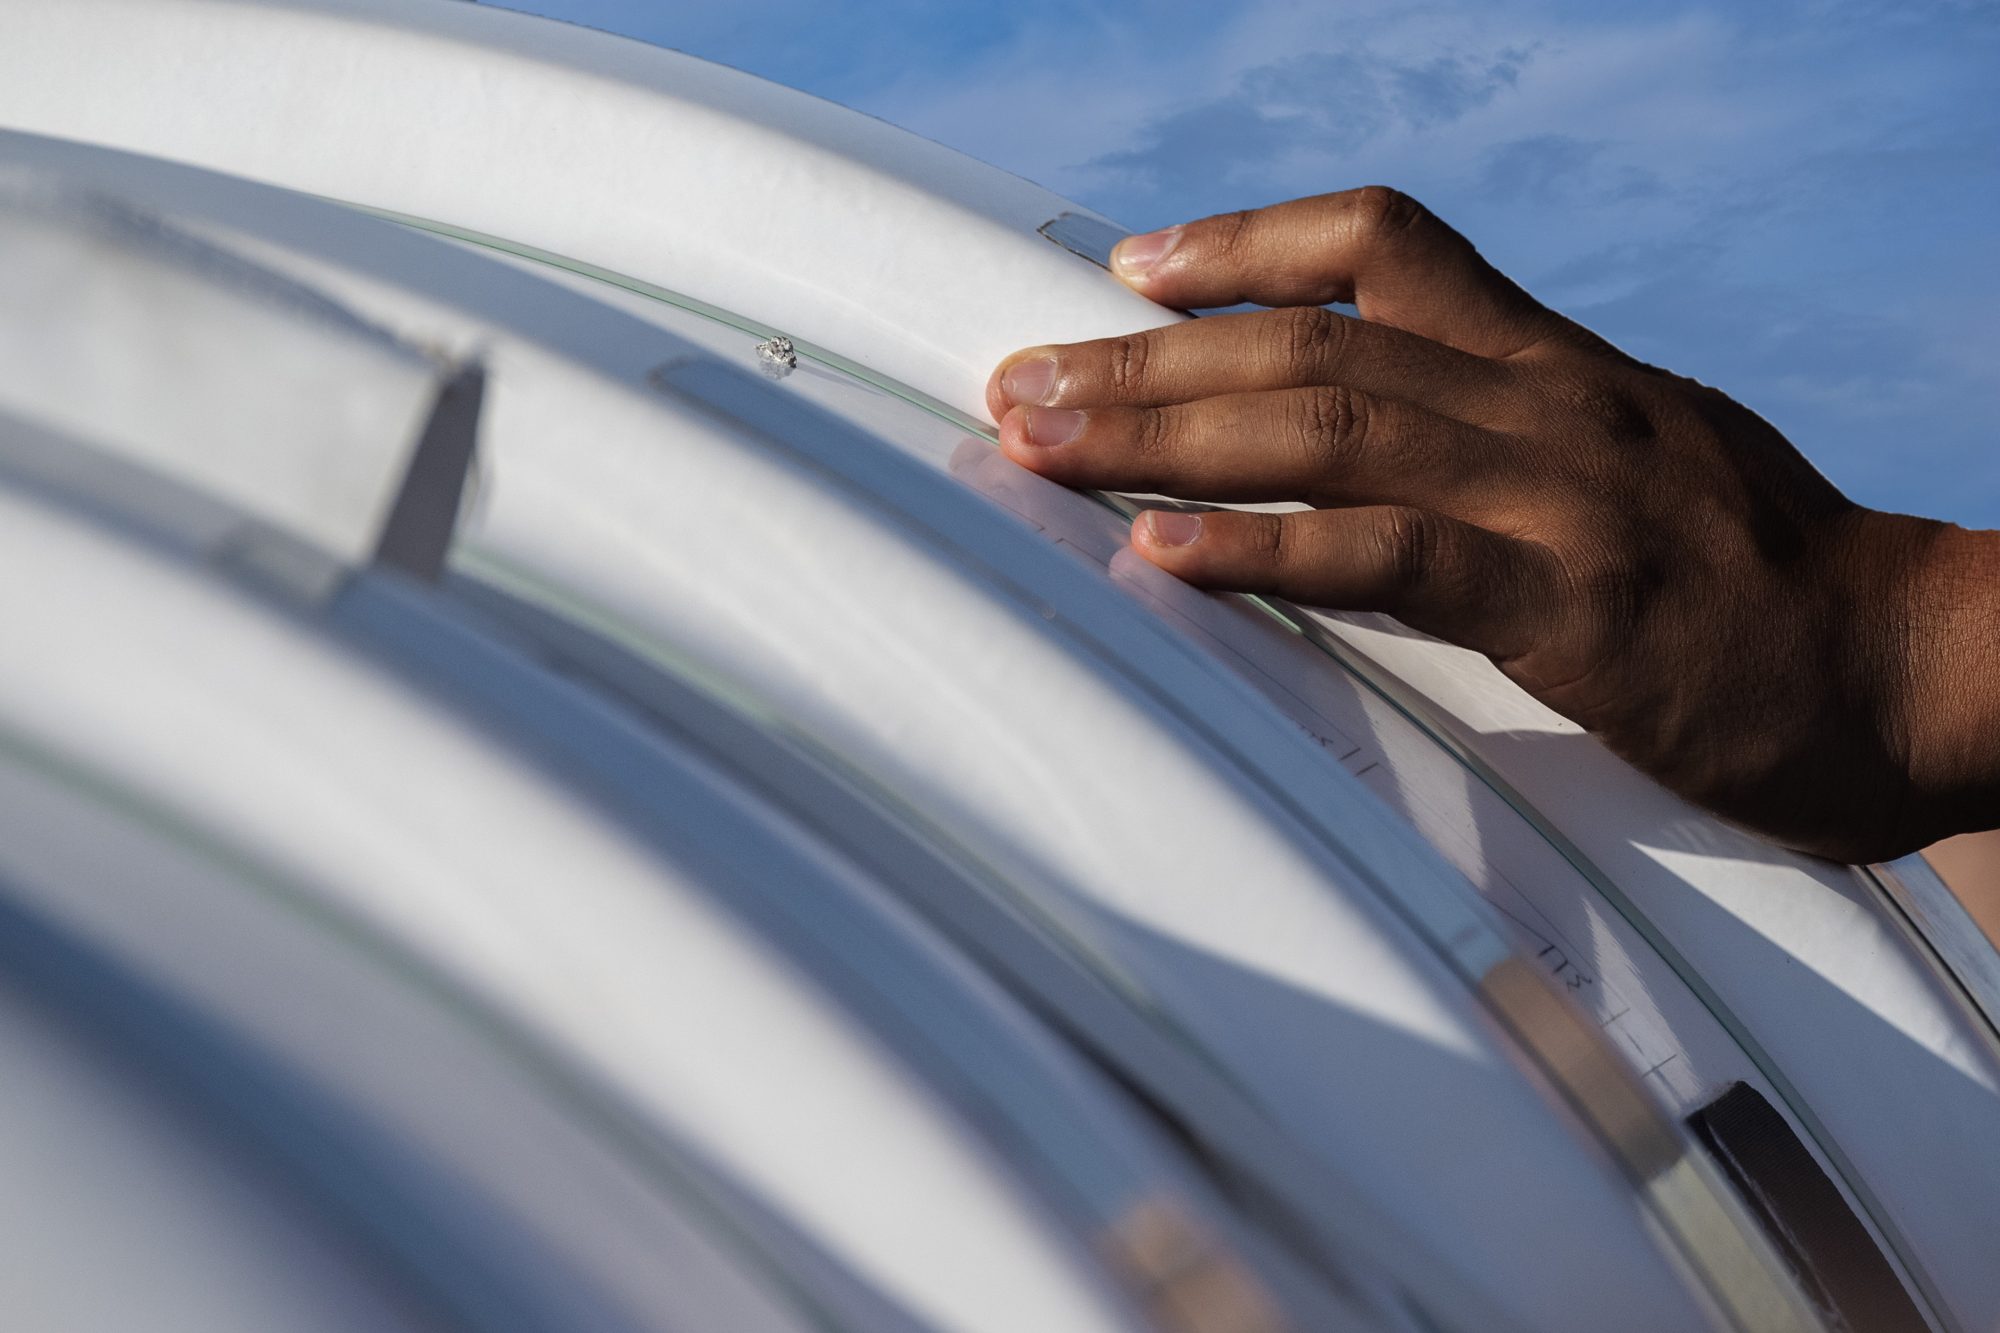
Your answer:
1038,211 -> 1129,272
1866,856 -> 2000,1057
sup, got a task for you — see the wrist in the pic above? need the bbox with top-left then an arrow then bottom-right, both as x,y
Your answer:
1867,514 -> 2000,853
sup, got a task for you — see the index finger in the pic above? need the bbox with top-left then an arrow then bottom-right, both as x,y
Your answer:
987,306 -> 1513,422
1111,187 -> 1577,360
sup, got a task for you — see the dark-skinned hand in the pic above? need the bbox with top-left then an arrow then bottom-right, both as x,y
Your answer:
987,188 -> 2000,864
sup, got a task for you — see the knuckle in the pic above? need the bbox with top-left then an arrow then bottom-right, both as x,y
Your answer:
1207,207 -> 1258,259
1129,407 -> 1178,482
1556,534 -> 1656,651
1378,507 -> 1442,590
1105,333 -> 1152,396
1250,513 -> 1290,568
1296,384 -> 1368,474
1276,305 -> 1347,372
1540,370 -> 1655,441
1597,389 -> 1654,440
1596,544 -> 1668,626
1351,186 -> 1431,242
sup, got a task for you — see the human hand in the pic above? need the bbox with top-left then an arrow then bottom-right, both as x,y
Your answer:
988,188 -> 2000,863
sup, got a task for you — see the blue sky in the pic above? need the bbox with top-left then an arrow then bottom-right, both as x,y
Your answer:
490,0 -> 1998,527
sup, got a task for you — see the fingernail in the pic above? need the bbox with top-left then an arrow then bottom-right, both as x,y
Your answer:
1112,225 -> 1184,279
1022,406 -> 1087,447
1145,510 -> 1203,546
1000,355 -> 1059,406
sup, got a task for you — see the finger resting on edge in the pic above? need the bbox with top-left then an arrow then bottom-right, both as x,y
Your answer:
1130,505 -> 1551,660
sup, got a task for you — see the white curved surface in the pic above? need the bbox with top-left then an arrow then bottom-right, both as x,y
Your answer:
13,3 -> 1993,1322
141,159 -> 1754,1329
0,760 -> 821,1333
0,980 -> 438,1333
0,186 -> 442,567
0,483 -> 1140,1333
30,3 -> 1961,1316
1313,615 -> 2000,1331
0,0 -> 1163,424
400,233 -> 1980,1323
454,318 -> 1726,1333
0,133 -> 1731,1330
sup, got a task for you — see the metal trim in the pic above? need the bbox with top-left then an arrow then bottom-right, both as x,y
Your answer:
1865,855 -> 2000,1060
1038,212 -> 1130,272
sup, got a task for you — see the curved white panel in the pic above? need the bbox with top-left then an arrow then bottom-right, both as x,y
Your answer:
13,9 -> 1988,1318
0,765 -> 821,1333
0,970 -> 440,1333
0,136 -> 1744,1331
0,184 -> 447,569
0,0 -> 1165,423
0,480 -> 1142,1333
3,4 -> 1955,1313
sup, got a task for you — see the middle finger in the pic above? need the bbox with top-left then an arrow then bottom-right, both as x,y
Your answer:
989,306 -> 1515,424
997,384 -> 1525,513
